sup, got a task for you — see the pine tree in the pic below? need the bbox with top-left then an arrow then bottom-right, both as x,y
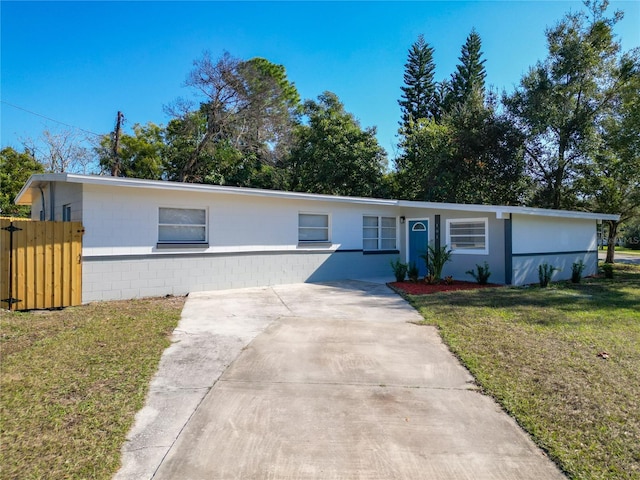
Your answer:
398,35 -> 437,129
445,29 -> 487,111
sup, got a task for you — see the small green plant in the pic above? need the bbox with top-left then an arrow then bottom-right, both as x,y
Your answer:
444,275 -> 454,285
571,260 -> 585,283
466,262 -> 491,285
390,258 -> 408,282
407,261 -> 420,282
602,263 -> 614,279
538,263 -> 557,287
420,245 -> 453,282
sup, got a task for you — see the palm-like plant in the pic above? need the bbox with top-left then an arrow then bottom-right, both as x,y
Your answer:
420,245 -> 453,281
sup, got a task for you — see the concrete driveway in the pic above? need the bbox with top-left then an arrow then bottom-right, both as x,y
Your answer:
115,281 -> 564,480
598,251 -> 640,265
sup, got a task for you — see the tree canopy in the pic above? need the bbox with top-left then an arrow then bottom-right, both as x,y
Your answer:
395,28 -> 526,205
287,92 -> 387,197
0,147 -> 44,217
504,0 -> 630,210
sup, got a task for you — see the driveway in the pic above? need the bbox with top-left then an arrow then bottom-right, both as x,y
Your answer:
598,251 -> 640,265
115,281 -> 564,480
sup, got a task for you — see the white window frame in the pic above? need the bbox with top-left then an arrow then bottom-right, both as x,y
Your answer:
446,217 -> 489,255
298,212 -> 331,244
158,207 -> 208,246
363,215 -> 398,251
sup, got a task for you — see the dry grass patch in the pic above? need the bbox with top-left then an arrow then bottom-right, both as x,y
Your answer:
0,296 -> 185,480
410,264 -> 640,480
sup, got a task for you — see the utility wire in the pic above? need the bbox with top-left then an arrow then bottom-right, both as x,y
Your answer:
1,100 -> 103,137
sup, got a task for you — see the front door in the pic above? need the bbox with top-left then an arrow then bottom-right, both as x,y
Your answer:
408,220 -> 429,277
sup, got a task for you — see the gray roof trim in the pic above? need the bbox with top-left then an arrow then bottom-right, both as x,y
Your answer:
15,173 -> 620,221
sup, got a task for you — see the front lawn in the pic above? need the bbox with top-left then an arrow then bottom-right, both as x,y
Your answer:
409,264 -> 640,480
0,296 -> 184,480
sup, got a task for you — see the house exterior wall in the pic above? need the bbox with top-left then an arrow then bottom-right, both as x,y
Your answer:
511,214 -> 598,285
400,211 -> 506,284
17,177 -> 610,300
82,251 -> 397,302
79,183 -> 403,301
30,183 -> 82,221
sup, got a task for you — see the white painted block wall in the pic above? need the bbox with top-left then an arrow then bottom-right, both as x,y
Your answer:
511,214 -> 598,284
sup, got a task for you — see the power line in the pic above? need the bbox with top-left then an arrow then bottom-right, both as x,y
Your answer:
1,100 -> 103,137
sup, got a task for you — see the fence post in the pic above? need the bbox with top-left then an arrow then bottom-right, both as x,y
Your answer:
1,221 -> 23,310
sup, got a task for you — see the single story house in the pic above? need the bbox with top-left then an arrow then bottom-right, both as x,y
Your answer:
15,173 -> 618,303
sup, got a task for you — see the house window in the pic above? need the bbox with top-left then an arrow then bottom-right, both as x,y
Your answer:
298,213 -> 329,243
363,216 -> 397,250
158,207 -> 207,245
446,218 -> 488,254
62,204 -> 71,222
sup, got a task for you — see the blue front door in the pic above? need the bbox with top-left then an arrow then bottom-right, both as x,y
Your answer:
408,220 -> 429,277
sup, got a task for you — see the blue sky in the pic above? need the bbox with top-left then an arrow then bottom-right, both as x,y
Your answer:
1,1 -> 639,162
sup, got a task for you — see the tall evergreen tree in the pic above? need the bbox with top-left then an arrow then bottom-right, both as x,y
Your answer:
399,35 -> 438,129
445,28 -> 487,112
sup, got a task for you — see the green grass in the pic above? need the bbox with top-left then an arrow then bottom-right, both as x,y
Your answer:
0,296 -> 185,480
409,264 -> 640,480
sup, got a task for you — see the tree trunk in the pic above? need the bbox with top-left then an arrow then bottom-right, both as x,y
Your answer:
605,220 -> 618,264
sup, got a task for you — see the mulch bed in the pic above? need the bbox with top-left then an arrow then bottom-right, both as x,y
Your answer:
389,280 -> 502,295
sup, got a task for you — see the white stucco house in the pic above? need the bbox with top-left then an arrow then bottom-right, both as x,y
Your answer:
15,173 -> 618,303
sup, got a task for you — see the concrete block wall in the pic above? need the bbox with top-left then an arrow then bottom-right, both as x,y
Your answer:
82,251 -> 398,302
512,251 -> 598,286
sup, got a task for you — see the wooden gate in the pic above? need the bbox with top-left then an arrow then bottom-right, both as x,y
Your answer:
0,219 -> 84,311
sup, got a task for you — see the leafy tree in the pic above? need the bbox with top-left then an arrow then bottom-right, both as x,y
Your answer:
397,100 -> 527,205
96,122 -> 165,179
396,118 -> 455,201
169,51 -> 300,183
235,57 -> 301,163
504,0 -> 628,209
287,92 -> 387,197
399,35 -> 438,128
577,51 -> 640,262
446,96 -> 528,205
163,108 -> 288,189
444,28 -> 487,112
0,147 -> 44,217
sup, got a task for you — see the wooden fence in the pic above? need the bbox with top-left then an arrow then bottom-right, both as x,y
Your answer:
1,219 -> 84,311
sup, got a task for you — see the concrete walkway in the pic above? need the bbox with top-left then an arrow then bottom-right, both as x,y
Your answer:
115,281 -> 565,480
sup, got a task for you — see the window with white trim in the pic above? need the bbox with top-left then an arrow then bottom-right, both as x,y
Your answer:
363,216 -> 397,250
298,213 -> 330,243
446,218 -> 488,254
158,207 -> 207,245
